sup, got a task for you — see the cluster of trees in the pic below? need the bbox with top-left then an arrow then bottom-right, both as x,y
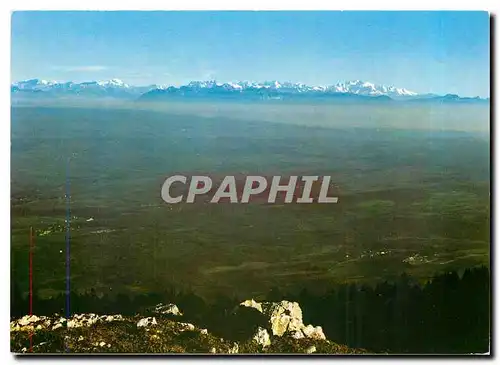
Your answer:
293,267 -> 490,353
11,266 -> 490,354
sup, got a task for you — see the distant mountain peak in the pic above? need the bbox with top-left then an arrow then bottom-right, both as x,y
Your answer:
97,78 -> 129,88
333,80 -> 418,97
13,78 -> 58,89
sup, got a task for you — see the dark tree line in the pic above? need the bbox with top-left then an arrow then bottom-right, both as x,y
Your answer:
291,267 -> 490,353
11,266 -> 490,354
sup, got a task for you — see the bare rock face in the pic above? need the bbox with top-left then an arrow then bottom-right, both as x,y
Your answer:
11,313 -> 126,332
240,299 -> 327,341
253,326 -> 271,348
302,324 -> 326,340
262,300 -> 304,336
51,320 -> 65,330
291,330 -> 305,339
11,315 -> 51,332
177,322 -> 195,332
228,342 -> 239,354
153,303 -> 183,316
68,314 -> 100,328
136,317 -> 157,328
306,345 -> 317,354
18,315 -> 42,326
240,299 -> 263,313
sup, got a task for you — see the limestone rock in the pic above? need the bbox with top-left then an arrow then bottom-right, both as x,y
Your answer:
239,299 -> 327,341
228,342 -> 239,354
240,299 -> 263,313
262,300 -> 304,336
102,314 -> 123,322
51,317 -> 66,330
177,322 -> 195,332
253,326 -> 271,348
137,317 -> 157,328
306,345 -> 317,354
302,325 -> 326,340
153,303 -> 183,316
11,315 -> 52,332
18,315 -> 41,326
67,313 -> 100,328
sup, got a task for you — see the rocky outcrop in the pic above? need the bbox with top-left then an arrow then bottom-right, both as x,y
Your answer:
152,303 -> 183,316
306,345 -> 317,354
239,299 -> 326,345
10,300 -> 365,354
10,313 -> 124,332
301,324 -> 326,340
177,322 -> 195,331
240,299 -> 263,313
11,315 -> 51,332
253,327 -> 272,348
137,317 -> 157,328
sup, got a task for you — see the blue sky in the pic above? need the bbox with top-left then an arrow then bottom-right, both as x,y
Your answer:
11,11 -> 490,97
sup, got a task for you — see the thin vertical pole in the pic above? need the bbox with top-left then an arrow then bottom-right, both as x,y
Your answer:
65,157 -> 71,353
29,226 -> 34,353
65,158 -> 71,320
29,226 -> 33,316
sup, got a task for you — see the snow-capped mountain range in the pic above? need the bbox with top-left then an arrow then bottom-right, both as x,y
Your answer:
12,78 -> 130,90
11,78 -> 488,103
12,78 -> 417,97
179,80 -> 419,97
11,78 -> 158,95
